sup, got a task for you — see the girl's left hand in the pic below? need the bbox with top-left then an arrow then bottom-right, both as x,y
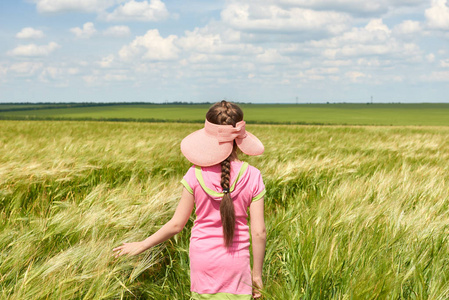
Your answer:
113,242 -> 146,258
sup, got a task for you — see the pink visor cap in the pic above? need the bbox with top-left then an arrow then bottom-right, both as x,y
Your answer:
181,120 -> 264,166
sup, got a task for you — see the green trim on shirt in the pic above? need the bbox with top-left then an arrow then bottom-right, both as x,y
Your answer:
230,162 -> 248,191
191,292 -> 252,300
180,178 -> 194,194
195,162 -> 249,197
252,189 -> 266,202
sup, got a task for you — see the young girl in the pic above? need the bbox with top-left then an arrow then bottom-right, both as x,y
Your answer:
113,101 -> 267,299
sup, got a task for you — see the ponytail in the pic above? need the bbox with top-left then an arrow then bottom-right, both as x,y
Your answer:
220,156 -> 235,248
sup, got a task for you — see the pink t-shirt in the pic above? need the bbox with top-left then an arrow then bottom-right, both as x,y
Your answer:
181,160 -> 265,296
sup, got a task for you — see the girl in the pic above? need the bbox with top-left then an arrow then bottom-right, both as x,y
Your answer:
113,101 -> 266,299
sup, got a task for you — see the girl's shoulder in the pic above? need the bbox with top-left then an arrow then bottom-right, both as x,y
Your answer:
241,162 -> 263,178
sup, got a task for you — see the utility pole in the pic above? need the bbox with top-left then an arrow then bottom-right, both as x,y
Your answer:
296,96 -> 298,105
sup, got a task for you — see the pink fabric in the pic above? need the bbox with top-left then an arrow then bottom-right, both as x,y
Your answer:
182,160 -> 265,295
207,120 -> 247,142
180,120 -> 264,167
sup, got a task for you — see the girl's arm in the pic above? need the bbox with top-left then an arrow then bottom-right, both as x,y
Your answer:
113,187 -> 195,257
249,197 -> 266,298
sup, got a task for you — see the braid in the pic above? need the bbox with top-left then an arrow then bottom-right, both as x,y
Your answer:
219,100 -> 236,248
220,157 -> 231,191
220,156 -> 235,247
206,100 -> 243,248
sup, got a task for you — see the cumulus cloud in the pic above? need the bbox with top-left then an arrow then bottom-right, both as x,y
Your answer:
280,0 -> 424,16
102,0 -> 169,22
104,73 -> 132,81
345,71 -> 367,82
103,25 -> 131,37
39,67 -> 64,82
82,75 -> 100,86
70,22 -> 97,38
7,42 -> 60,57
97,54 -> 115,68
38,66 -> 81,82
9,62 -> 44,76
308,19 -> 421,59
119,29 -> 178,61
16,27 -> 45,39
256,49 -> 290,64
280,0 -> 387,15
34,0 -> 116,13
177,26 -> 262,56
221,3 -> 350,35
424,71 -> 449,81
425,0 -> 449,29
393,20 -> 422,36
426,53 -> 436,62
82,71 -> 133,86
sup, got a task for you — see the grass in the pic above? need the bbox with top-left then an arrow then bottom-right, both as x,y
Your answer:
1,103 -> 449,125
1,120 -> 449,299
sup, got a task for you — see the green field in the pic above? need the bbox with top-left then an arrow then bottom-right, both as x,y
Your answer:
1,120 -> 449,299
1,103 -> 449,125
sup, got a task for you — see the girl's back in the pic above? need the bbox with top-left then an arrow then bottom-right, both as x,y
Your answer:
183,160 -> 265,298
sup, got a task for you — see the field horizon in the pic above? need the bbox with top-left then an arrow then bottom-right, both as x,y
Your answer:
1,102 -> 449,126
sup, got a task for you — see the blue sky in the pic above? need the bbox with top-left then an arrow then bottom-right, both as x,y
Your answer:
0,0 -> 448,103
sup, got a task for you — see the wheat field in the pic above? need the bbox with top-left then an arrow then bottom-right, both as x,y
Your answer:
1,121 -> 449,299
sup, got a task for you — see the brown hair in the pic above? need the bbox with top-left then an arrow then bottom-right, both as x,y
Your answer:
206,100 -> 244,247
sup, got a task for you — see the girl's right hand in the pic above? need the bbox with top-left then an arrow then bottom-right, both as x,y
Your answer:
252,277 -> 263,298
112,241 -> 146,258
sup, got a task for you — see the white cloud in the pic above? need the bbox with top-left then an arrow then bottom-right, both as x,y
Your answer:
16,27 -> 45,39
425,0 -> 449,29
83,75 -> 100,85
104,73 -> 132,81
279,0 -> 425,16
256,49 -> 290,64
177,26 -> 262,56
38,66 -> 81,82
68,68 -> 80,75
346,71 -> 367,82
357,58 -> 384,67
103,25 -> 131,37
306,67 -> 339,76
309,19 -> 421,59
393,20 -> 422,36
9,62 -> 44,75
102,0 -> 169,22
322,60 -> 352,67
424,71 -> 449,81
7,42 -> 60,57
70,22 -> 97,38
177,28 -> 223,53
97,55 -> 115,68
119,29 -> 178,61
280,0 -> 387,15
39,67 -> 62,81
81,71 -> 133,86
221,3 -> 350,35
426,53 -> 435,62
34,0 -> 116,13
440,59 -> 449,67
